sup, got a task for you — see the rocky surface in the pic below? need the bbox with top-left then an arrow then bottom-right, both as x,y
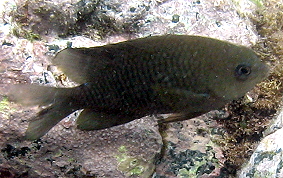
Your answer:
2,0 -> 259,44
238,107 -> 283,178
0,0 -> 275,178
155,113 -> 226,178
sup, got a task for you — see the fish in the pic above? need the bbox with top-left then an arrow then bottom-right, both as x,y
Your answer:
1,35 -> 269,140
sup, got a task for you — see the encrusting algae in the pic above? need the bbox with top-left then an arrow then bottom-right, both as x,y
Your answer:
0,35 -> 269,140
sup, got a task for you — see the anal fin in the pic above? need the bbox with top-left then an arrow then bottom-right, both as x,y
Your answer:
25,101 -> 79,140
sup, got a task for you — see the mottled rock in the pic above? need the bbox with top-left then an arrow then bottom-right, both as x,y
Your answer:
3,0 -> 258,44
155,115 -> 225,178
263,107 -> 283,137
238,134 -> 283,178
0,29 -> 163,177
11,0 -> 79,37
0,0 -> 265,177
238,107 -> 283,178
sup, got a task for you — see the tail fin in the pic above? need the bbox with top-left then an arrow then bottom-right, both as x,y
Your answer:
1,84 -> 81,140
3,84 -> 62,106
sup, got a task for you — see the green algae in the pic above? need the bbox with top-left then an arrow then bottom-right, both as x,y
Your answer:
0,97 -> 13,119
115,145 -> 154,177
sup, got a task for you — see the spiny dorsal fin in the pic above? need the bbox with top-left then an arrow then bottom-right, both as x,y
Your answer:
52,37 -> 164,84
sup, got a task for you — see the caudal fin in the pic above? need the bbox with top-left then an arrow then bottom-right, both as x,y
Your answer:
3,84 -> 61,106
25,99 -> 79,140
1,84 -> 81,140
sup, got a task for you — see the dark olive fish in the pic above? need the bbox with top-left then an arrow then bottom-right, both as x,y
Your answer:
2,35 -> 269,140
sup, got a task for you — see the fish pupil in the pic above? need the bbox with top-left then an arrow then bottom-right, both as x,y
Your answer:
240,67 -> 251,75
235,64 -> 251,80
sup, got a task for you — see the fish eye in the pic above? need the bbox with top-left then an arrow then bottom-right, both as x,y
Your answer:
235,64 -> 251,80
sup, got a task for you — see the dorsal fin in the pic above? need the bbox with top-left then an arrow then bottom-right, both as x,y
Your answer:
53,47 -> 112,83
52,36 -> 168,84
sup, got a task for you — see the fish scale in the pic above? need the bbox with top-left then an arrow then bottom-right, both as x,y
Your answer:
2,35 -> 269,140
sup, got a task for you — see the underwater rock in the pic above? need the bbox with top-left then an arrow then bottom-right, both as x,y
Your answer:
155,115 -> 225,178
238,127 -> 283,177
263,107 -> 283,137
238,107 -> 283,178
4,0 -> 258,44
0,0 -> 267,177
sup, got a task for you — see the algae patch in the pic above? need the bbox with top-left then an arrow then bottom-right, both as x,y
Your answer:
156,142 -> 219,177
0,97 -> 13,119
12,26 -> 41,41
115,145 -> 154,177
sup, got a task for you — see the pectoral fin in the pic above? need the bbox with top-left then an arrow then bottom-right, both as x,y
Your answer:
153,86 -> 210,123
158,112 -> 205,123
153,85 -> 210,109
